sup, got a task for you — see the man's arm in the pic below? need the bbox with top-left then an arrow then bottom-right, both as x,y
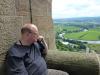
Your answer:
6,55 -> 28,75
37,36 -> 48,58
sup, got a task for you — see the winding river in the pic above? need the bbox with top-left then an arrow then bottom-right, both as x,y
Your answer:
79,40 -> 100,44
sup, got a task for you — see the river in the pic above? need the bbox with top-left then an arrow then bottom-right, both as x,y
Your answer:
79,40 -> 100,44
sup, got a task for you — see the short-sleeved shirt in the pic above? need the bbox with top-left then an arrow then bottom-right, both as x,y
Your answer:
6,42 -> 48,75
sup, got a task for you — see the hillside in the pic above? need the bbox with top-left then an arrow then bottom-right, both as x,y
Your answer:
53,17 -> 100,23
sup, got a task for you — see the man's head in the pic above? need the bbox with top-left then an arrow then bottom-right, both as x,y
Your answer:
21,24 -> 39,44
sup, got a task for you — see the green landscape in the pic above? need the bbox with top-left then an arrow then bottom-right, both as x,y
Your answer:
54,17 -> 100,53
64,29 -> 100,40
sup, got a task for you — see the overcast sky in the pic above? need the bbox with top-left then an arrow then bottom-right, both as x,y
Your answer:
52,0 -> 100,19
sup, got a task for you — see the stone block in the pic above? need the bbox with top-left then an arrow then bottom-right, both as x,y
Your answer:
31,0 -> 51,16
15,0 -> 31,23
0,0 -> 16,15
48,69 -> 69,75
32,16 -> 53,31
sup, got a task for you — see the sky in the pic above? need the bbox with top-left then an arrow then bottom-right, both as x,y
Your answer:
52,0 -> 100,19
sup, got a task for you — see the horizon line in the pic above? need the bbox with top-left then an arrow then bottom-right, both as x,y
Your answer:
53,16 -> 100,19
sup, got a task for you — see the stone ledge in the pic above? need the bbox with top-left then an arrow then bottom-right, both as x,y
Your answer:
48,69 -> 69,75
46,50 -> 99,75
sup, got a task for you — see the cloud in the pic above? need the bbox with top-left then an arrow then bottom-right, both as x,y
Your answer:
52,0 -> 100,19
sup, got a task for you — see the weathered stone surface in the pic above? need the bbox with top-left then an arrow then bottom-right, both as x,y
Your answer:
39,29 -> 56,49
48,69 -> 69,75
0,16 -> 23,75
32,16 -> 53,30
31,0 -> 51,16
0,16 -> 23,62
15,0 -> 31,23
46,50 -> 99,75
31,0 -> 56,49
0,0 -> 16,15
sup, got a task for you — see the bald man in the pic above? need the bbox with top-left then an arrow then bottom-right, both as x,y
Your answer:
6,24 -> 48,75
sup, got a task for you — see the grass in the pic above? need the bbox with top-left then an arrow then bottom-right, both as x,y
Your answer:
64,30 -> 100,41
88,44 -> 100,53
62,26 -> 80,31
54,24 -> 100,41
90,27 -> 100,31
54,25 -> 80,32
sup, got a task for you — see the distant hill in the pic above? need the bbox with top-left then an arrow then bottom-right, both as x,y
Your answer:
53,17 -> 100,23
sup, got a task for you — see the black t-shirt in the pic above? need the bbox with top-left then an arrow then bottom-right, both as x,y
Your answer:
6,42 -> 47,75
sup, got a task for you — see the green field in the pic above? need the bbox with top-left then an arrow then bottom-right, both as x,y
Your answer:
54,25 -> 80,32
64,30 -> 100,41
54,25 -> 100,41
62,26 -> 80,31
90,27 -> 100,31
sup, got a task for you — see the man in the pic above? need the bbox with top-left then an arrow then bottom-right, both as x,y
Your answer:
6,24 -> 48,75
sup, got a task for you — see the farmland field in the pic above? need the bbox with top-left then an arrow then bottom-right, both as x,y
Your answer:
54,25 -> 80,32
64,30 -> 100,40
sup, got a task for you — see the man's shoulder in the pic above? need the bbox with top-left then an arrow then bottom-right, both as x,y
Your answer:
8,42 -> 25,58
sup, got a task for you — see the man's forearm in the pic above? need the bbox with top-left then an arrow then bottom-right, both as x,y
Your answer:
41,38 -> 48,55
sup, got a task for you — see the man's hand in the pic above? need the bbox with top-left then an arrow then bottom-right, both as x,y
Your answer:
38,36 -> 44,42
37,35 -> 48,58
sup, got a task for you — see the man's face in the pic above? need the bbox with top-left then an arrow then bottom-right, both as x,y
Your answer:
28,30 -> 39,43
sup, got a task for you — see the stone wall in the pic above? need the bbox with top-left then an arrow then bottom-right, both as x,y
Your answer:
0,16 -> 23,75
31,0 -> 56,49
0,0 -> 16,16
46,50 -> 99,75
0,0 -> 23,61
15,0 -> 31,23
